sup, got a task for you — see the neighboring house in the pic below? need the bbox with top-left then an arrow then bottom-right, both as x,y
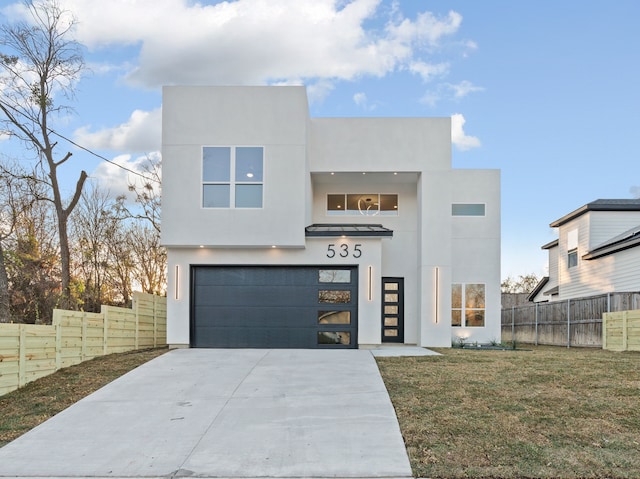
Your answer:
161,86 -> 501,349
530,199 -> 640,302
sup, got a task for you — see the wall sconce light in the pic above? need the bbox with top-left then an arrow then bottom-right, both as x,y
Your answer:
368,266 -> 373,301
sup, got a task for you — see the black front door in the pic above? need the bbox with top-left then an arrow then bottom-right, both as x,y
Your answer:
381,277 -> 404,343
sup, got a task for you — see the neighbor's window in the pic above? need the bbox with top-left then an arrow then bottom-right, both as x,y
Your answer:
567,229 -> 578,269
451,283 -> 485,327
327,194 -> 398,216
452,203 -> 485,216
203,146 -> 263,208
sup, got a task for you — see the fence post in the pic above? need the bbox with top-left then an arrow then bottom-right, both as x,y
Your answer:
535,302 -> 539,345
134,296 -> 139,350
607,293 -> 611,313
54,310 -> 62,371
567,299 -> 571,348
511,306 -> 515,342
81,313 -> 88,361
622,311 -> 628,350
18,324 -> 26,388
153,295 -> 158,348
103,308 -> 109,355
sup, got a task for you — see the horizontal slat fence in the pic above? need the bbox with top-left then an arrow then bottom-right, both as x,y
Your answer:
502,292 -> 640,348
603,310 -> 640,351
0,292 -> 166,396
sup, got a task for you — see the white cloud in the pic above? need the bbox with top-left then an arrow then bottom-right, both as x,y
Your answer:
352,91 -> 379,111
419,80 -> 483,108
451,113 -> 480,151
631,186 -> 640,199
353,92 -> 367,106
306,80 -> 336,104
409,61 -> 449,82
447,80 -> 484,98
49,0 -> 464,88
89,152 -> 161,200
74,108 -> 162,152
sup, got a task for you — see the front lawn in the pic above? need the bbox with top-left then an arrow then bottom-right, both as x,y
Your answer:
377,346 -> 640,479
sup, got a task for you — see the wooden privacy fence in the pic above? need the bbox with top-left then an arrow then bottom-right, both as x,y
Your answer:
501,292 -> 640,348
603,310 -> 640,351
0,292 -> 166,396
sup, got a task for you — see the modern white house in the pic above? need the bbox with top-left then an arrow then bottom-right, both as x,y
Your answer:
530,199 -> 640,302
161,86 -> 501,348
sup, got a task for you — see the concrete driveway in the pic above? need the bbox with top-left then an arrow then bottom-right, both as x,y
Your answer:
0,349 -> 413,478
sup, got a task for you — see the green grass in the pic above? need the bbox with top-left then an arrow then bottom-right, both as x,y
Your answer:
377,346 -> 640,478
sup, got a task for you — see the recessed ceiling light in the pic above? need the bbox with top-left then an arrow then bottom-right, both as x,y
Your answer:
246,173 -> 254,178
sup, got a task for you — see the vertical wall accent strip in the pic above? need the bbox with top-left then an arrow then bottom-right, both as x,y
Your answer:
434,267 -> 439,323
368,266 -> 373,301
175,265 -> 180,300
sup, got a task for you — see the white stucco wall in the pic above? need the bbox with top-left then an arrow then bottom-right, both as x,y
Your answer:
162,86 -> 501,348
166,239 -> 384,347
162,86 -> 309,248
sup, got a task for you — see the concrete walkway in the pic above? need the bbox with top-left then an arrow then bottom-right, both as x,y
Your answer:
0,349 -> 414,478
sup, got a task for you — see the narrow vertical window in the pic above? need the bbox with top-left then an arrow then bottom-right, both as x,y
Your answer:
203,147 -> 230,208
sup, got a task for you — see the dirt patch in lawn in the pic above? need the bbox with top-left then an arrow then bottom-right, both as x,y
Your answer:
377,345 -> 640,479
0,348 -> 168,447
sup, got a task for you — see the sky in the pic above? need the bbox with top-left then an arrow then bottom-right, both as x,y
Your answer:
1,0 -> 639,281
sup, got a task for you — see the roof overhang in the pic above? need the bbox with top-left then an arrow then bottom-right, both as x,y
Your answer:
305,224 -> 393,238
550,199 -> 640,228
583,231 -> 640,260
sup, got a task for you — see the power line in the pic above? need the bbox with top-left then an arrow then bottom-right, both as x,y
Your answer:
48,128 -> 161,184
0,99 -> 161,184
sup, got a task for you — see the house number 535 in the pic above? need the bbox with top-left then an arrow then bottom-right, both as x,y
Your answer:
327,243 -> 362,259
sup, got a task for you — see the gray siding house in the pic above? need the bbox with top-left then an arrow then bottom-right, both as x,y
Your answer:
530,199 -> 640,302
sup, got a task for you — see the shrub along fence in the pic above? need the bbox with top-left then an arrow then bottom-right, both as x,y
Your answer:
501,292 -> 640,348
0,292 -> 166,396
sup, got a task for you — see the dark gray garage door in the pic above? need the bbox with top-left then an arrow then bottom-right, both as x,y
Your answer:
191,266 -> 358,348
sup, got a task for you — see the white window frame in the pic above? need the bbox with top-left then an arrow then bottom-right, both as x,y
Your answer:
451,283 -> 486,328
202,146 -> 263,209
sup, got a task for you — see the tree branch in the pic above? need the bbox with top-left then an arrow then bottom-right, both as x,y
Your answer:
64,170 -> 88,218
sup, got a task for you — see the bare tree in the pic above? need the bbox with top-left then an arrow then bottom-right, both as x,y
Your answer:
0,160 -> 41,322
127,222 -> 166,296
115,156 -> 162,233
4,188 -> 60,324
71,184 -> 117,311
0,0 -> 87,308
501,273 -> 540,294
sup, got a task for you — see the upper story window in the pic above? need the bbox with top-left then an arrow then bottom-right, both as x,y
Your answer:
567,229 -> 578,269
203,146 -> 263,208
452,203 -> 485,216
327,194 -> 398,216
